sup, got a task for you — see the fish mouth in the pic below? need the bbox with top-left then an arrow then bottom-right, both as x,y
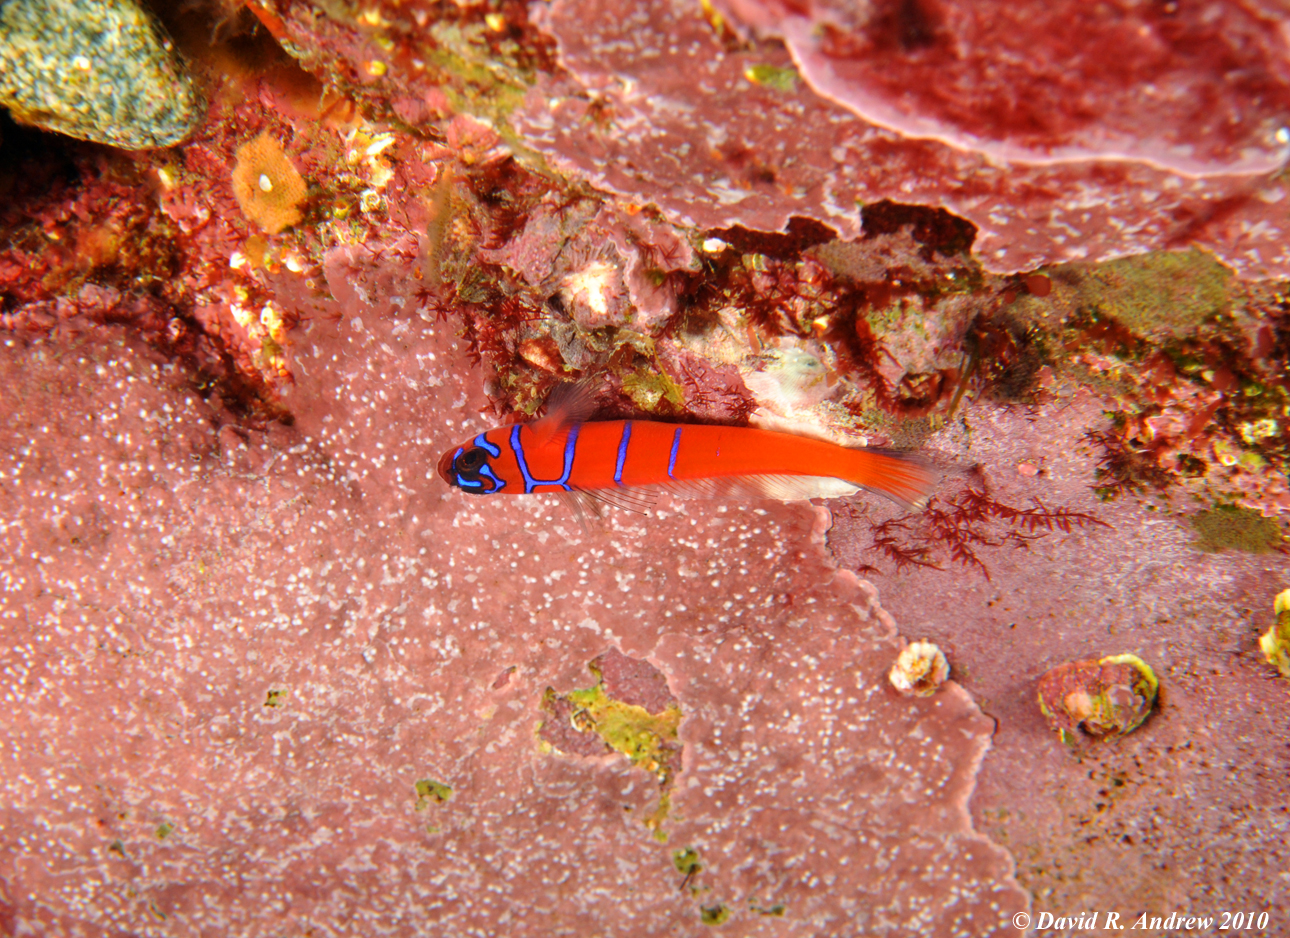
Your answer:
436,447 -> 459,487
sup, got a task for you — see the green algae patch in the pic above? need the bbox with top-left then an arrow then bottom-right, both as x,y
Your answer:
673,847 -> 702,876
621,369 -> 686,412
1189,505 -> 1284,554
565,681 -> 681,839
1010,248 -> 1233,349
414,779 -> 453,811
155,821 -> 174,839
743,63 -> 798,92
701,905 -> 732,926
1076,249 -> 1231,339
565,684 -> 682,772
673,847 -> 703,894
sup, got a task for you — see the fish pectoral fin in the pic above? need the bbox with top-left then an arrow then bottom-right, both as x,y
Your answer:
557,489 -> 600,531
529,380 -> 600,448
556,486 -> 658,526
659,474 -> 862,502
571,485 -> 660,515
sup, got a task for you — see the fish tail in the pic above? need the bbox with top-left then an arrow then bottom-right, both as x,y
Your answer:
845,448 -> 939,510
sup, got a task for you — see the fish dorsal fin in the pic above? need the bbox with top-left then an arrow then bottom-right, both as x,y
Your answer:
529,381 -> 599,448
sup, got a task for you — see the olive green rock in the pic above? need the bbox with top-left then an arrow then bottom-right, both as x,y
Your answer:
0,0 -> 203,148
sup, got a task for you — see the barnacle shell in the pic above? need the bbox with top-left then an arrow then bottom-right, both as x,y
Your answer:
1037,653 -> 1158,743
1259,589 -> 1290,679
888,640 -> 950,697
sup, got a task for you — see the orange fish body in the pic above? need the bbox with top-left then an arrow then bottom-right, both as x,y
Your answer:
437,418 -> 935,510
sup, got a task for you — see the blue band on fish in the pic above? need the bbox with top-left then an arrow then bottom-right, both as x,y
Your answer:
510,423 -> 579,493
613,422 -> 632,485
667,427 -> 682,479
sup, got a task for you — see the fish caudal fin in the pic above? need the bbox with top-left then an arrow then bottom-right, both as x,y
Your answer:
845,448 -> 939,511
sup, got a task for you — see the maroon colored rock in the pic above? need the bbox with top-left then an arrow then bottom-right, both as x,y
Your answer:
513,0 -> 1290,278
712,0 -> 1290,175
828,388 -> 1290,919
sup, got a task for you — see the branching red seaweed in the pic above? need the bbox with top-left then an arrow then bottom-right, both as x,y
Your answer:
848,480 -> 1109,579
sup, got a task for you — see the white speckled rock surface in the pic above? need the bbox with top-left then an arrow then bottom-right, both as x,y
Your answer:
0,253 -> 1025,936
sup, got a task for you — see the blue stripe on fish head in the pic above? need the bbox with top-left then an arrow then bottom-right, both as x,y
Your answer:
474,433 -> 501,458
450,443 -> 506,494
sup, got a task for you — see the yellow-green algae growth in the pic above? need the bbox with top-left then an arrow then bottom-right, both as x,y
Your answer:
1011,248 -> 1231,341
672,847 -> 702,877
414,778 -> 453,811
564,679 -> 682,840
541,659 -> 684,842
1259,589 -> 1290,679
700,904 -> 731,926
1189,505 -> 1285,554
743,63 -> 799,93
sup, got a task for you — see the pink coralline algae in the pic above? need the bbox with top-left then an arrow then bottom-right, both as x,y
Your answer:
0,296 -> 1026,934
512,0 -> 1290,278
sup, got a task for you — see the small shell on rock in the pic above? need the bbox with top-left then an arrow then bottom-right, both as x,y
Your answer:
1258,588 -> 1290,679
888,640 -> 950,697
1037,653 -> 1158,744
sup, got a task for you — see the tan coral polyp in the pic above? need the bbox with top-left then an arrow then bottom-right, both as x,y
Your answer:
231,132 -> 307,234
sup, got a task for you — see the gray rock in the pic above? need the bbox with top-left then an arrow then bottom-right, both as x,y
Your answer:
0,0 -> 203,148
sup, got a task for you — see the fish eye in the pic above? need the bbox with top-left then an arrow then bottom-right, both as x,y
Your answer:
456,447 -> 487,473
